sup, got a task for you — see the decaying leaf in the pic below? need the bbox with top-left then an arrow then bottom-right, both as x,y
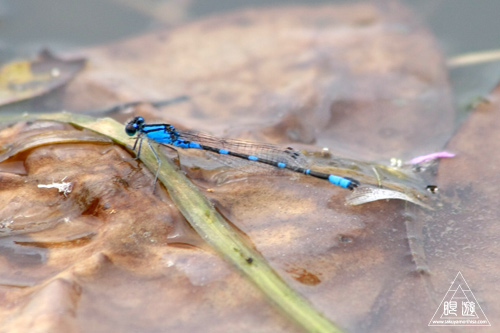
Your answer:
62,3 -> 454,161
0,2 -> 467,333
0,50 -> 86,107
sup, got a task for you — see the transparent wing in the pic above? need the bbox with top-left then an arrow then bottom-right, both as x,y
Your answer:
174,129 -> 310,168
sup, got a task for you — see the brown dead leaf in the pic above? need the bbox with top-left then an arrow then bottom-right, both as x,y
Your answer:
63,2 -> 454,161
0,2 -> 461,333
420,83 -> 500,330
0,50 -> 86,107
0,120 -> 297,332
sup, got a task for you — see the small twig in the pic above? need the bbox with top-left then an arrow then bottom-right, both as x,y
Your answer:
448,49 -> 500,67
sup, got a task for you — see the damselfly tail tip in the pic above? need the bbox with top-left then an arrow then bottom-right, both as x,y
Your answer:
345,177 -> 360,190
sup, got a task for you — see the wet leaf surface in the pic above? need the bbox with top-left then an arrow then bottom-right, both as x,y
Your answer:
0,119 -> 299,332
0,50 -> 86,107
0,2 -> 483,333
62,3 -> 454,161
423,84 -> 500,330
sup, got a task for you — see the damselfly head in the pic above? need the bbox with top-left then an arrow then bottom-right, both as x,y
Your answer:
125,116 -> 145,136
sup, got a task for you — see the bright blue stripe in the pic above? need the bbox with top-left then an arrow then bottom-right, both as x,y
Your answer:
277,162 -> 286,168
176,142 -> 190,148
219,149 -> 229,154
143,125 -> 166,132
305,169 -> 310,174
147,132 -> 172,144
328,175 -> 350,188
248,155 -> 258,161
189,142 -> 202,149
